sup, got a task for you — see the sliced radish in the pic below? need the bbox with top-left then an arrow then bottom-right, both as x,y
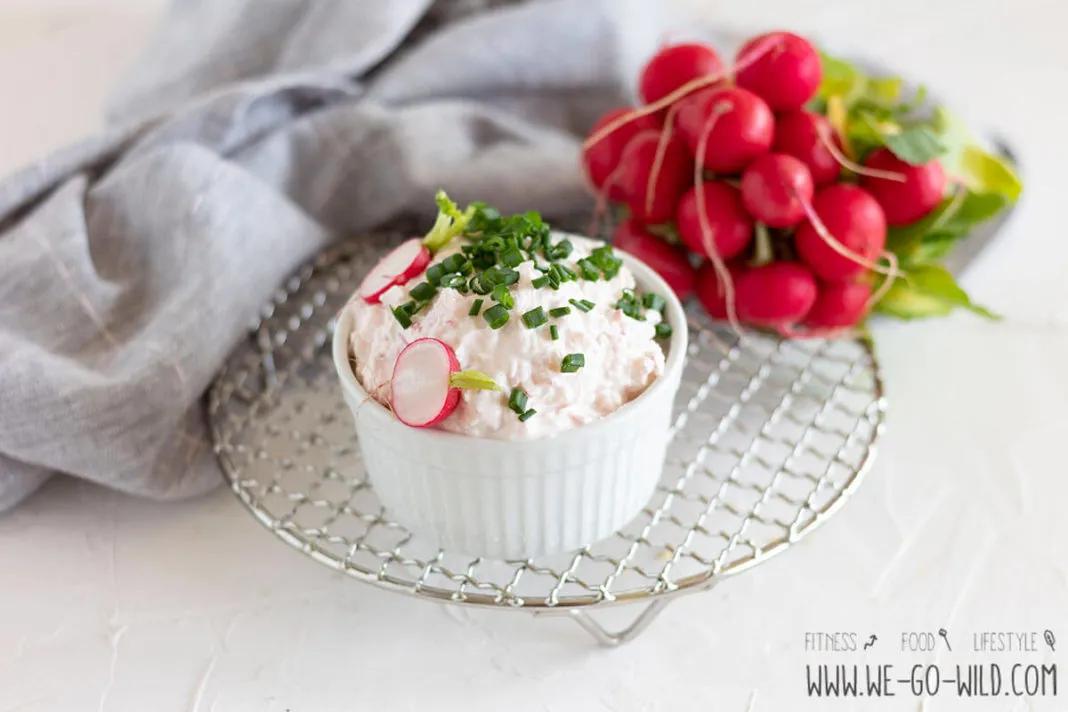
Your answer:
359,238 -> 431,303
390,338 -> 461,428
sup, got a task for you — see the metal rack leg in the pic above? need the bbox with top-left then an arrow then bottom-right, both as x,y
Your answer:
563,599 -> 670,646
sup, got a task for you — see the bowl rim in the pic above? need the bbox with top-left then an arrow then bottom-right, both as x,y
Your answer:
332,232 -> 688,450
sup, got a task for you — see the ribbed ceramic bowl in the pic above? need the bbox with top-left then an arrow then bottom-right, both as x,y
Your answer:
332,238 -> 687,559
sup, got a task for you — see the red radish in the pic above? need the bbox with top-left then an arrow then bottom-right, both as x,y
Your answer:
735,32 -> 821,111
795,184 -> 887,282
741,153 -> 814,228
676,86 -> 774,173
617,129 -> 693,224
803,281 -> 872,328
359,238 -> 431,303
580,36 -> 782,164
390,338 -> 461,428
734,262 -> 818,326
695,261 -> 743,320
582,107 -> 661,200
676,181 -> 752,259
613,219 -> 696,299
860,148 -> 946,225
639,43 -> 724,104
773,110 -> 842,185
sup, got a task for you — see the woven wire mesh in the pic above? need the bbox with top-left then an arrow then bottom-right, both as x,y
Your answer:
210,235 -> 885,609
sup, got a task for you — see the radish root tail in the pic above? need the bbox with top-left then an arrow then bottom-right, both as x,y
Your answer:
644,102 -> 682,217
694,101 -> 745,339
867,249 -> 901,309
816,125 -> 907,182
794,188 -> 897,277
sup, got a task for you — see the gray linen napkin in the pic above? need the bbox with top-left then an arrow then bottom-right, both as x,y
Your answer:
0,0 -> 679,510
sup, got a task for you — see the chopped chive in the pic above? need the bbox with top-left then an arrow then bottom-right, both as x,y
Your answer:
590,245 -> 622,279
483,303 -> 510,329
468,298 -> 484,316
491,284 -> 515,309
391,306 -> 412,329
521,307 -> 548,329
642,292 -> 667,312
508,387 -> 528,414
654,322 -> 673,339
500,247 -> 524,268
569,298 -> 594,313
408,282 -> 437,302
518,408 -> 537,422
548,306 -> 571,318
400,300 -> 424,316
439,273 -> 466,290
555,263 -> 577,281
425,263 -> 446,286
549,324 -> 559,340
615,290 -> 645,320
576,257 -> 601,281
561,353 -> 585,373
483,266 -> 520,288
549,239 -> 573,260
440,253 -> 468,274
531,275 -> 550,289
469,274 -> 492,295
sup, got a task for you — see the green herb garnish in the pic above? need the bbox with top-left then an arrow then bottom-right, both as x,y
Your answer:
518,408 -> 537,422
615,290 -> 645,321
439,273 -> 468,291
440,253 -> 469,274
549,306 -> 570,318
521,307 -> 548,329
468,298 -> 484,316
569,298 -> 595,313
576,257 -> 601,281
549,325 -> 559,341
483,303 -> 510,329
508,387 -> 529,414
425,263 -> 446,286
500,247 -> 524,268
408,282 -> 437,302
654,322 -> 673,339
423,190 -> 475,253
561,353 -> 585,373
642,293 -> 666,312
589,245 -> 622,279
491,284 -> 515,309
531,275 -> 550,289
449,370 -> 500,391
391,305 -> 412,329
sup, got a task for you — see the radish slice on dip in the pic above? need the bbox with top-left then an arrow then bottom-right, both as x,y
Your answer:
389,338 -> 500,428
358,238 -> 431,303
391,338 -> 461,427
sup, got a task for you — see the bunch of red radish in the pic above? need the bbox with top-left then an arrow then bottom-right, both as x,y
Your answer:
583,32 -> 946,336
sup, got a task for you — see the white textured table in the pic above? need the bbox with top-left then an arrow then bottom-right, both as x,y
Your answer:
2,1 -> 1066,710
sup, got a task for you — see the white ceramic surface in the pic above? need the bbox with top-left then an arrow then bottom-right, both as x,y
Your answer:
333,243 -> 687,558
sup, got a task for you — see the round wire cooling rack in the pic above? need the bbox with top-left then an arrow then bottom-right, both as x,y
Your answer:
209,234 -> 886,645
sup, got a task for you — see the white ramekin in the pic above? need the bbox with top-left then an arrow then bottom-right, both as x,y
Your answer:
332,242 -> 687,559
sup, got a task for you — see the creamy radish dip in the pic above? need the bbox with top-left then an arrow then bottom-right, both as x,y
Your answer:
344,196 -> 670,440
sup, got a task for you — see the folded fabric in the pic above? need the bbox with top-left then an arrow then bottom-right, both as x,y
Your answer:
0,0 -> 680,510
